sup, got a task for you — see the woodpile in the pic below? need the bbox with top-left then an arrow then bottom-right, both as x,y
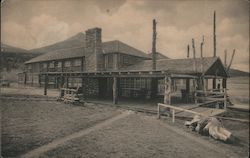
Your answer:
185,115 -> 235,143
58,86 -> 80,103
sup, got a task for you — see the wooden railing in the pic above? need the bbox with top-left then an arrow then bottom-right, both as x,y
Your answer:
194,88 -> 227,109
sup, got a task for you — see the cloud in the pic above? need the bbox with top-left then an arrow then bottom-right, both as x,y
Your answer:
2,14 -> 83,49
1,0 -> 249,72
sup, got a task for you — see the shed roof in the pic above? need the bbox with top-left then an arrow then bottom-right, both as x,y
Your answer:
25,40 -> 149,64
121,57 -> 228,77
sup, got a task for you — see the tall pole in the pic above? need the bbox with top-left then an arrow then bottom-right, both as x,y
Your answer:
152,19 -> 157,70
192,38 -> 197,72
224,49 -> 227,68
192,38 -> 196,58
200,35 -> 204,58
187,44 -> 190,58
213,11 -> 217,89
213,11 -> 216,57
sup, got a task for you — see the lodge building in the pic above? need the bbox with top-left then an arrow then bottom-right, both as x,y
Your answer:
18,27 -> 228,104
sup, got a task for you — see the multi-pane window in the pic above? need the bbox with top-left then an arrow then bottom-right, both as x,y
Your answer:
49,62 -> 54,68
120,78 -> 152,97
73,59 -> 82,66
122,55 -> 129,64
55,61 -> 62,68
42,63 -> 47,68
106,54 -> 113,68
65,61 -> 71,67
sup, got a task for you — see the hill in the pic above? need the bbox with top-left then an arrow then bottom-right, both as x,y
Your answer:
1,43 -> 29,53
1,43 -> 38,71
30,32 -> 85,54
228,68 -> 249,77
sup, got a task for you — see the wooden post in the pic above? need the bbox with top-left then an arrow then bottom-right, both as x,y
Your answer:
186,79 -> 190,103
113,77 -> 118,105
213,11 -> 217,89
200,35 -> 204,58
222,78 -> 227,89
224,88 -> 227,110
164,76 -> 171,105
227,49 -> 236,71
187,45 -> 190,58
224,49 -> 227,67
213,11 -> 216,57
44,74 -> 48,95
157,104 -> 161,119
192,38 -> 196,58
172,109 -> 175,123
66,77 -> 69,88
152,19 -> 157,70
194,79 -> 197,104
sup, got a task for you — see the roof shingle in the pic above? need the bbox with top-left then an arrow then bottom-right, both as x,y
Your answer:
25,40 -> 149,64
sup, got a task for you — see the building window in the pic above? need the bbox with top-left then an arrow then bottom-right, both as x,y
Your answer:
42,63 -> 47,68
122,55 -> 129,64
73,59 -> 82,66
65,61 -> 71,67
55,61 -> 62,68
49,62 -> 54,68
106,54 -> 113,68
27,64 -> 32,70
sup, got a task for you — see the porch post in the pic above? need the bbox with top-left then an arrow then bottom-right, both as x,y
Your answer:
113,77 -> 118,105
186,78 -> 190,102
82,77 -> 85,100
194,79 -> 198,104
222,78 -> 227,89
164,76 -> 171,105
224,88 -> 227,110
44,74 -> 48,95
66,77 -> 69,88
212,78 -> 216,90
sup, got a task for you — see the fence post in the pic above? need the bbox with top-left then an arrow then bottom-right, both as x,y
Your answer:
157,104 -> 161,119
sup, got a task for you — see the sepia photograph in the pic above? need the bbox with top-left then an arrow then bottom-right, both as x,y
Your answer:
0,0 -> 249,157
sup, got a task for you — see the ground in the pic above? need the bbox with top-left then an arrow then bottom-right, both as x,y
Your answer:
1,93 -> 249,158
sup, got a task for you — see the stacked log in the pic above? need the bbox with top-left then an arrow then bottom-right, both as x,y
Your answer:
185,115 -> 235,143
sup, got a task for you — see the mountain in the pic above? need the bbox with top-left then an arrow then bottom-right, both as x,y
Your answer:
30,32 -> 85,54
1,43 -> 29,53
1,43 -> 39,71
228,68 -> 249,77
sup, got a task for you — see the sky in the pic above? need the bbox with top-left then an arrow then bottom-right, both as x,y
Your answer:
1,0 -> 249,72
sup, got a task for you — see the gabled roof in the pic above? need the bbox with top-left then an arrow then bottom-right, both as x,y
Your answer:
25,40 -> 149,64
25,46 -> 85,64
103,40 -> 150,58
121,57 -> 228,77
148,52 -> 169,59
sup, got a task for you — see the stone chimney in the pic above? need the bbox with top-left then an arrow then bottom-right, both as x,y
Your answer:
85,28 -> 103,71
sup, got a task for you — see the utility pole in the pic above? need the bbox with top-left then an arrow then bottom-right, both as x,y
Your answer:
200,35 -> 204,58
192,38 -> 196,58
213,11 -> 216,57
227,49 -> 236,72
224,49 -> 227,68
152,19 -> 157,70
187,44 -> 190,58
213,11 -> 217,89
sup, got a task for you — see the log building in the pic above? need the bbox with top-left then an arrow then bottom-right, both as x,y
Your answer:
18,27 -> 228,105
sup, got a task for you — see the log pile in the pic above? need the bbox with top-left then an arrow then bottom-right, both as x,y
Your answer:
185,115 -> 235,143
58,86 -> 80,103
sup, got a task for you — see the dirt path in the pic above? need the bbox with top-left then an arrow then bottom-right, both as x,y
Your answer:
42,113 -> 243,158
20,111 -> 132,158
